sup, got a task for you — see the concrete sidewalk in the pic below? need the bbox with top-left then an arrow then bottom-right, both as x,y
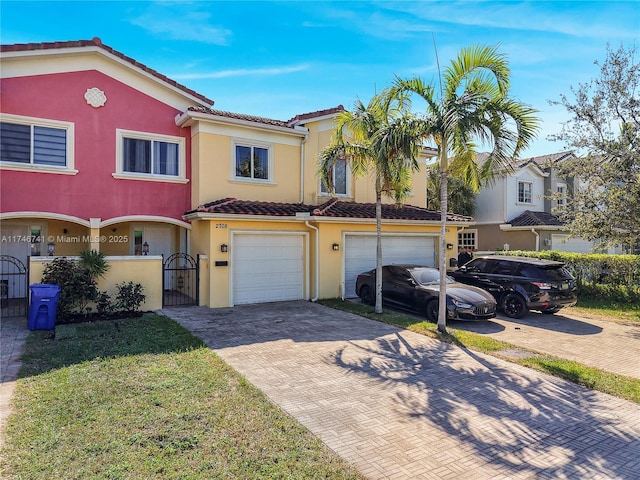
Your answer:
162,302 -> 640,480
0,316 -> 30,449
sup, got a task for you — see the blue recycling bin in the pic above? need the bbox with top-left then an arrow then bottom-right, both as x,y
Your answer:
28,284 -> 61,331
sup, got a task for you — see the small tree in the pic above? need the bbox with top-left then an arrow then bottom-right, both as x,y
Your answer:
549,43 -> 640,251
425,165 -> 476,216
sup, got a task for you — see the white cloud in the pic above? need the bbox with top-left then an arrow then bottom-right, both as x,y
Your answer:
172,64 -> 310,80
129,5 -> 232,45
307,1 -> 638,42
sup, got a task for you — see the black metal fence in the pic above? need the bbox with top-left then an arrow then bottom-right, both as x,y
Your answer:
0,255 -> 29,317
163,253 -> 199,307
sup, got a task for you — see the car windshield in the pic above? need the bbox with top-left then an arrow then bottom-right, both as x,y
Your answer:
409,268 -> 454,285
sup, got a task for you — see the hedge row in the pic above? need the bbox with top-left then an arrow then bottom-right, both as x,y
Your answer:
502,250 -> 640,304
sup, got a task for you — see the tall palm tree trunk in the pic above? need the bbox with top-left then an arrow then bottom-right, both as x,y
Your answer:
438,147 -> 448,333
375,178 -> 383,314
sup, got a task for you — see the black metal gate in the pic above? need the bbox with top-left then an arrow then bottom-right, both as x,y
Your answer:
0,255 -> 29,317
163,253 -> 199,307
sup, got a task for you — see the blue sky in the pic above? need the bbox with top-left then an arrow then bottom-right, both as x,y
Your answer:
1,1 -> 638,157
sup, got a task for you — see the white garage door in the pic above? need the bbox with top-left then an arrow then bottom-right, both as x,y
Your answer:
233,233 -> 305,305
344,235 -> 436,298
551,234 -> 595,253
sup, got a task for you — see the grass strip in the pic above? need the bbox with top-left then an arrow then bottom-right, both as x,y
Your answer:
1,314 -> 364,480
320,299 -> 640,404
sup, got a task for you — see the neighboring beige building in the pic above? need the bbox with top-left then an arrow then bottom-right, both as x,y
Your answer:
468,151 -> 603,253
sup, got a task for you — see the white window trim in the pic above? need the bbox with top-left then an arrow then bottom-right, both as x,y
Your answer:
517,180 -> 533,204
319,159 -> 352,198
0,113 -> 77,175
458,229 -> 477,249
113,129 -> 187,183
556,182 -> 567,207
230,137 -> 275,184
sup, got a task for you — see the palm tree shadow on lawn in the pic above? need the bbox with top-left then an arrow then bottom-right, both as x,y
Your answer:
331,331 -> 638,478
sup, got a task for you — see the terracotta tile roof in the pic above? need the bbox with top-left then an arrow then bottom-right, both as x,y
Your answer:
287,105 -> 345,125
508,210 -> 563,227
190,198 -> 473,223
194,198 -> 306,216
1,37 -> 215,106
187,106 -> 293,128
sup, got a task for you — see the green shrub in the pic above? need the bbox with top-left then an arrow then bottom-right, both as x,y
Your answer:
577,283 -> 640,303
504,251 -> 640,284
115,281 -> 145,313
95,291 -> 116,316
41,257 -> 98,318
502,250 -> 640,304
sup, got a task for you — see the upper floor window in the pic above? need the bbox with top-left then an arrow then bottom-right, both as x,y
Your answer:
0,115 -> 75,174
321,158 -> 348,195
233,140 -> 271,181
115,129 -> 186,182
556,184 -> 566,207
518,181 -> 532,203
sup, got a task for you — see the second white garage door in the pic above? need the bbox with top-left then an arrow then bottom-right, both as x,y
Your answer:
344,235 -> 436,298
233,233 -> 305,305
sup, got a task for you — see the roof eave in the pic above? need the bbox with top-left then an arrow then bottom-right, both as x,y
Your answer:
499,224 -> 564,231
176,110 -> 309,136
2,44 -> 214,108
184,211 -> 473,226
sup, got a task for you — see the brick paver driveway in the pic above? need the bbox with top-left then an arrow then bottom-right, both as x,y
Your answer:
162,302 -> 640,480
452,309 -> 640,379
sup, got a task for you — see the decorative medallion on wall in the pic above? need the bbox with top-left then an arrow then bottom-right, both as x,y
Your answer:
84,87 -> 107,108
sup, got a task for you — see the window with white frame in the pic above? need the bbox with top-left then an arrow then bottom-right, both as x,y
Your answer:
320,157 -> 348,195
0,115 -> 74,172
458,230 -> 477,250
233,140 -> 271,181
115,129 -> 185,180
518,181 -> 532,203
556,183 -> 566,207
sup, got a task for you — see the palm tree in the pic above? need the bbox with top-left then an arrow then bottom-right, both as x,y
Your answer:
394,45 -> 539,332
319,89 -> 421,314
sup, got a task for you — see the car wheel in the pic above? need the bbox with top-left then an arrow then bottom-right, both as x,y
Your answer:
425,300 -> 439,322
541,306 -> 561,314
359,285 -> 374,306
501,293 -> 528,318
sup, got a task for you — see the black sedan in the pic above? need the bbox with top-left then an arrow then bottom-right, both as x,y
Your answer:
355,265 -> 497,321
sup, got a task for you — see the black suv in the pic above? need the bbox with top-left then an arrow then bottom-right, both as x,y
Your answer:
449,255 -> 577,318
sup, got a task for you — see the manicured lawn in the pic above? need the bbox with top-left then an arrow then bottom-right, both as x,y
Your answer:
0,315 -> 364,480
320,299 -> 640,404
